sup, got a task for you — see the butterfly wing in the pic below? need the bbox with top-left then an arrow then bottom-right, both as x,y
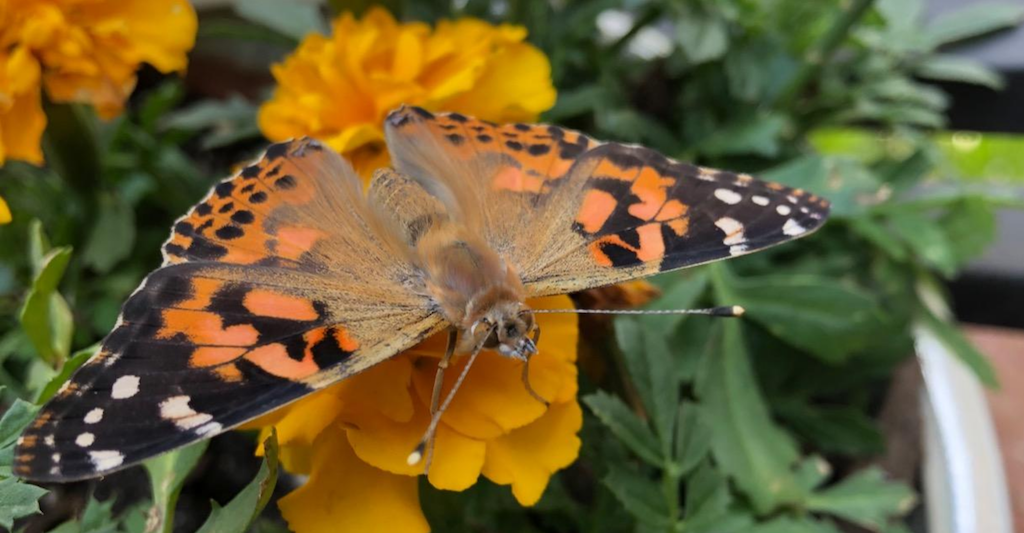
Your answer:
15,139 -> 444,482
385,106 -> 830,296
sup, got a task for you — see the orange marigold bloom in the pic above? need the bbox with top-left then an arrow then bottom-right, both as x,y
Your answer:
244,295 -> 581,533
0,0 -> 197,165
258,7 -> 557,177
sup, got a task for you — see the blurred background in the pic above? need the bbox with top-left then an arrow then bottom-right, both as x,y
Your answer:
0,0 -> 1023,532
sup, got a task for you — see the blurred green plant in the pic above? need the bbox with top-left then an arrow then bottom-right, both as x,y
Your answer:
0,0 -> 1022,531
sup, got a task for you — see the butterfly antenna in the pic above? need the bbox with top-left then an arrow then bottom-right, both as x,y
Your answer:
407,340 -> 486,471
532,306 -> 745,317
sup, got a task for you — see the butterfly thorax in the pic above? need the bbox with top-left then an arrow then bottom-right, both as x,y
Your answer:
415,222 -> 536,357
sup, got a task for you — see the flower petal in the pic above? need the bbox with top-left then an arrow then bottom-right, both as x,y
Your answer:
482,399 -> 583,506
0,196 -> 10,225
280,427 -> 429,533
409,295 -> 578,439
345,396 -> 486,491
335,356 -> 415,423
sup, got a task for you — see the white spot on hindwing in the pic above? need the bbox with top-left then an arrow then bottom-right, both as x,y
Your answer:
195,422 -> 223,436
752,195 -> 769,206
714,188 -> 742,205
160,395 -> 214,430
714,217 -> 746,245
89,450 -> 124,471
729,244 -> 748,256
111,375 -> 140,399
776,205 -> 792,216
783,219 -> 807,236
84,408 -> 104,424
76,433 -> 95,447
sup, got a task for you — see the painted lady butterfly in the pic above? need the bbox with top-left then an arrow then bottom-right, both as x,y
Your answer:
15,106 -> 829,480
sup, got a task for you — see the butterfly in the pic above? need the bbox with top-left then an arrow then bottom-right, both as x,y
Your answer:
15,105 -> 829,481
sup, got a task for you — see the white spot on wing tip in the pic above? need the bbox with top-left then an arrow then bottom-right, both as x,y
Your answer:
84,408 -> 104,424
76,433 -> 95,447
729,244 -> 748,256
752,195 -> 769,206
776,205 -> 792,216
783,218 -> 807,236
714,217 -> 746,245
160,395 -> 215,431
111,375 -> 140,399
714,188 -> 742,205
89,450 -> 124,471
195,421 -> 223,436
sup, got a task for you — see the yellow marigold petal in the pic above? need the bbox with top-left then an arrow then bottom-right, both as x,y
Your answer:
0,195 -> 11,225
409,295 -> 578,440
280,427 -> 429,533
441,40 -> 556,123
0,50 -> 45,166
482,399 -> 583,506
335,356 -> 415,423
324,123 -> 385,154
278,442 -> 314,475
344,398 -> 486,490
268,388 -> 344,448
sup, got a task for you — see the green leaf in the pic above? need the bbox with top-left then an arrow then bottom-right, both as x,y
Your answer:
674,7 -> 728,65
0,399 -> 39,450
614,318 -> 677,449
695,320 -> 802,513
919,306 -> 998,387
731,275 -> 883,363
674,402 -> 711,476
79,497 -> 118,533
887,210 -> 958,277
806,467 -> 915,529
847,216 -> 908,261
19,247 -> 73,364
196,429 -> 279,533
776,402 -> 885,456
915,55 -> 1004,90
761,156 -> 881,217
162,96 -> 261,150
234,0 -> 328,41
876,0 -> 923,31
27,220 -> 51,277
144,440 -> 211,533
582,391 -> 662,466
643,271 -> 708,332
36,345 -> 97,404
602,464 -> 672,528
82,195 -> 135,274
698,114 -> 788,158
924,3 -> 1024,46
938,197 -> 996,267
794,455 -> 832,492
740,516 -> 842,533
0,477 -> 47,529
684,461 -> 736,533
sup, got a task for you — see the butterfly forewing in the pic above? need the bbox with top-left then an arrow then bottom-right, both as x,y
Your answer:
385,106 -> 830,296
14,139 -> 442,482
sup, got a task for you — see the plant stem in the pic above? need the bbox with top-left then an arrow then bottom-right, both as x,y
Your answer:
662,466 -> 682,532
772,0 -> 876,108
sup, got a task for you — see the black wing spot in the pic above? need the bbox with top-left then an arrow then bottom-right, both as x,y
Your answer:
445,134 -> 464,146
215,225 -> 244,240
218,202 -> 234,214
275,175 -> 297,190
249,192 -> 268,204
214,182 -> 234,198
505,140 -> 523,151
527,143 -> 551,156
231,210 -> 255,225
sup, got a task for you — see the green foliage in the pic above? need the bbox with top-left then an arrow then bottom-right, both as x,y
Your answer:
0,0 -> 1019,531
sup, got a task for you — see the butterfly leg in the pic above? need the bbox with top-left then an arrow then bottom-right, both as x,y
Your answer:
430,327 -> 458,415
521,327 -> 549,407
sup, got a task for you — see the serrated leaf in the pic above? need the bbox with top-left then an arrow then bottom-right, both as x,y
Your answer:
925,3 -> 1024,46
730,275 -> 883,363
144,440 -> 210,533
36,344 -> 96,404
777,402 -> 885,456
699,114 -> 787,158
674,402 -> 711,476
234,0 -> 328,41
915,55 -> 1003,90
603,464 -> 672,528
582,391 -> 662,466
674,7 -> 728,65
806,467 -> 915,529
794,455 -> 833,492
80,497 -> 118,533
937,197 -> 996,267
19,247 -> 73,364
695,321 -> 802,513
741,516 -> 842,533
614,318 -> 677,450
0,477 -> 47,529
684,461 -> 734,533
196,429 -> 279,533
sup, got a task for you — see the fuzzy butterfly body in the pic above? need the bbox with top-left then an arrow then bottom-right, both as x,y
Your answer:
15,106 -> 829,481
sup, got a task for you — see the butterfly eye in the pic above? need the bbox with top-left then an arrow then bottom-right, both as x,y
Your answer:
505,323 -> 519,338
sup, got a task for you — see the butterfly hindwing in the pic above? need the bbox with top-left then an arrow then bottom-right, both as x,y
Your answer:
15,140 -> 443,482
385,106 -> 830,296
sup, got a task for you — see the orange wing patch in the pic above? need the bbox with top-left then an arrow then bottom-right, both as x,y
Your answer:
162,139 -> 327,267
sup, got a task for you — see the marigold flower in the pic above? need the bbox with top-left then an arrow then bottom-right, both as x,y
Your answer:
258,7 -> 557,176
0,0 -> 197,166
243,295 -> 581,533
0,194 -> 11,224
